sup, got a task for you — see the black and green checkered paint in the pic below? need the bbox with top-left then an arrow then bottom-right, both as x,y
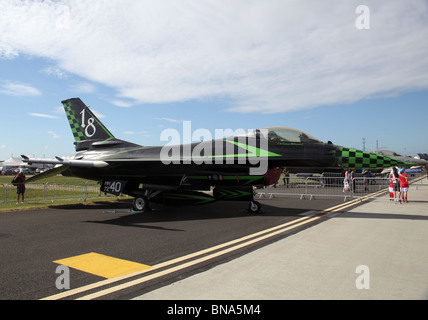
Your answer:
336,147 -> 412,169
63,101 -> 86,142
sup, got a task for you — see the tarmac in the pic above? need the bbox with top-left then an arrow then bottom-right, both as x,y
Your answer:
135,177 -> 428,300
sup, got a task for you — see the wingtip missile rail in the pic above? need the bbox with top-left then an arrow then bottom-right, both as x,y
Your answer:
21,155 -> 109,168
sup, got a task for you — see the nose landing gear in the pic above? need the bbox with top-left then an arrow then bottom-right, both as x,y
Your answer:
248,201 -> 262,214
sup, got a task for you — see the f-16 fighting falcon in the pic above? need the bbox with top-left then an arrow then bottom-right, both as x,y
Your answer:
22,98 -> 414,213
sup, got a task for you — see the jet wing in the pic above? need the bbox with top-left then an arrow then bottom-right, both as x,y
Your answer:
25,165 -> 70,183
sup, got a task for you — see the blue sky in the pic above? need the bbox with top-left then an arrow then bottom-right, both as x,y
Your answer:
1,0 -> 428,161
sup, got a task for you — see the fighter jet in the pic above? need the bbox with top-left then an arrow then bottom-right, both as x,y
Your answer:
376,150 -> 428,166
22,98 -> 415,213
417,153 -> 428,161
376,150 -> 428,174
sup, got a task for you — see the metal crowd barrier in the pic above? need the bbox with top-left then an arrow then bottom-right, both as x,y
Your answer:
1,173 -> 426,205
257,173 -> 427,202
0,181 -> 114,204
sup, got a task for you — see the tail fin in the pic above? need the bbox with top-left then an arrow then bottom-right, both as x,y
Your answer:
62,98 -> 115,143
62,98 -> 141,151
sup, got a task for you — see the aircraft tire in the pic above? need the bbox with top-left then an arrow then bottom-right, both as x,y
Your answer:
133,196 -> 149,212
248,201 -> 262,214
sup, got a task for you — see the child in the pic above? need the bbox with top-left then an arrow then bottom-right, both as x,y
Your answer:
343,169 -> 350,193
398,168 -> 409,203
388,171 -> 395,201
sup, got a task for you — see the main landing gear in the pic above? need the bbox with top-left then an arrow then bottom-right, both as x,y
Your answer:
132,196 -> 150,212
131,193 -> 262,214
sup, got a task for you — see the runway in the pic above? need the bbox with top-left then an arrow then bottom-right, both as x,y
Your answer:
0,179 -> 427,300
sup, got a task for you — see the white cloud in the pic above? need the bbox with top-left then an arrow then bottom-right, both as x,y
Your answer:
123,130 -> 150,135
42,66 -> 68,79
54,106 -> 65,114
1,0 -> 428,113
47,131 -> 60,139
110,100 -> 135,108
28,113 -> 58,119
156,117 -> 182,123
0,81 -> 41,97
0,45 -> 18,59
70,82 -> 97,94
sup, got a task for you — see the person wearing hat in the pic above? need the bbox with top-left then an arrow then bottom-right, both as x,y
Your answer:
13,170 -> 26,204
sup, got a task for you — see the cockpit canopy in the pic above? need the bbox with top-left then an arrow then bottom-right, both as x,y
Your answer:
238,127 -> 322,144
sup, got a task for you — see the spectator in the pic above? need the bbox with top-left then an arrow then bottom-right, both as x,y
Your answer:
13,170 -> 26,204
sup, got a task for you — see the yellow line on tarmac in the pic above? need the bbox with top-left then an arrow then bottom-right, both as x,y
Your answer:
53,252 -> 151,279
42,196 -> 372,300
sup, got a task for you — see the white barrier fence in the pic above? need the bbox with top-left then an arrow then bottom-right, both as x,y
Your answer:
257,173 -> 427,202
0,181 -> 115,204
1,173 -> 426,204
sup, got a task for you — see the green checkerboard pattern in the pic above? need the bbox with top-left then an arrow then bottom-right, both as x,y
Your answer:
336,147 -> 410,169
63,101 -> 86,142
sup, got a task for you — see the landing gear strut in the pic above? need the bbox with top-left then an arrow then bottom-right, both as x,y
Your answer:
248,200 -> 262,214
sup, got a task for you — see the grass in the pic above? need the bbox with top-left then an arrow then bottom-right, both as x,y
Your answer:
0,175 -> 126,212
0,175 -> 88,184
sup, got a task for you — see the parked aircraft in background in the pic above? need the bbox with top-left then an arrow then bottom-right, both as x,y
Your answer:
376,150 -> 428,174
416,153 -> 428,161
376,150 -> 427,166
